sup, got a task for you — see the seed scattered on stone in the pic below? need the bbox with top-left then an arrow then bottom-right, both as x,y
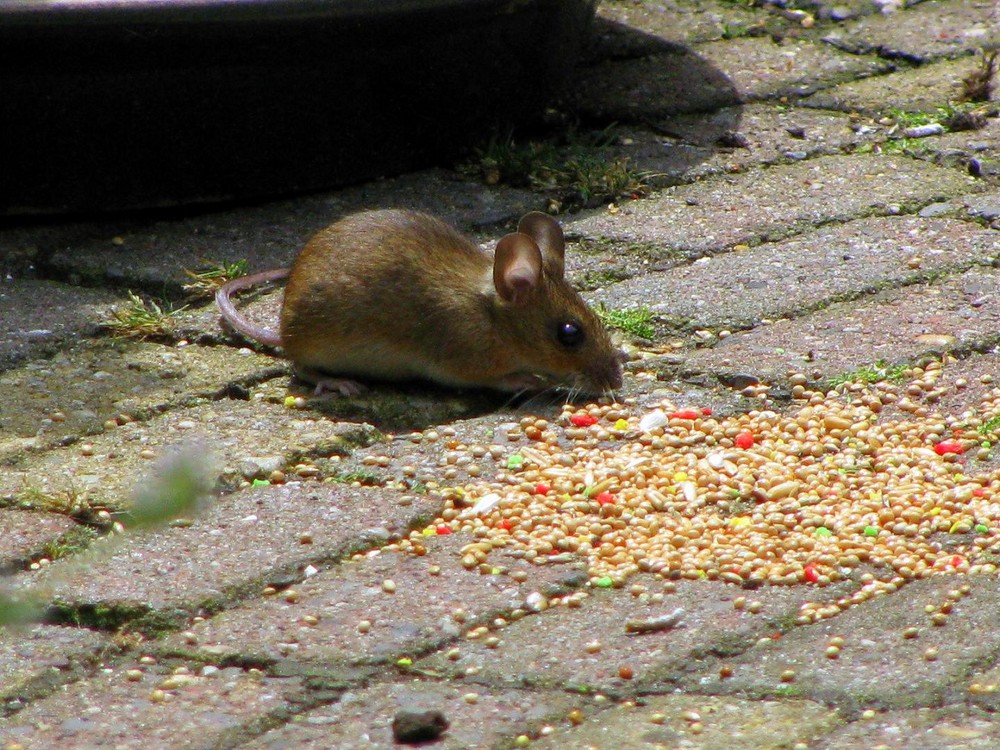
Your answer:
463,692 -> 479,705
382,579 -> 397,594
584,641 -> 603,654
780,669 -> 796,683
357,620 -> 372,634
125,669 -> 144,682
401,365 -> 1000,617
625,608 -> 685,634
825,646 -> 840,659
568,709 -> 585,725
618,665 -> 634,680
924,647 -> 939,661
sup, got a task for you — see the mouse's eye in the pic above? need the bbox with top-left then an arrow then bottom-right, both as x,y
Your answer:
557,320 -> 585,348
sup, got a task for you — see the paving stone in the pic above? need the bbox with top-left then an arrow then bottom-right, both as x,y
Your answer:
679,266 -> 1000,385
0,510 -> 78,572
24,483 -> 440,622
593,0 -> 770,53
696,35 -> 894,100
566,154 -> 979,253
589,215 -> 1000,332
34,169 -> 541,291
0,660 -> 304,749
0,280 -> 117,372
802,56 -> 982,114
582,106 -> 886,208
0,338 -> 282,453
645,103 -> 882,177
908,119 -> 1000,186
821,704 -> 1000,749
577,34 -> 891,122
574,46 -> 742,122
967,660 -> 1000,711
685,575 -> 1000,715
0,624 -> 107,710
244,680 -> 581,750
0,399 -> 383,509
416,577 -> 859,695
159,534 -> 587,670
821,0 -> 1000,62
531,693 -> 842,749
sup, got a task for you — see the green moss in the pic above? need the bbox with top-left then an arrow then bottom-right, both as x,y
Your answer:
827,360 -> 908,389
978,416 -> 1000,437
596,304 -> 656,339
39,525 -> 99,561
328,469 -> 384,487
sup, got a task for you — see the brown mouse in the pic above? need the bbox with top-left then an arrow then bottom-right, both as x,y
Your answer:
215,209 -> 622,396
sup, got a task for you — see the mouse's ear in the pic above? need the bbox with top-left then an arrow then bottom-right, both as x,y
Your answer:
494,232 -> 543,305
517,212 -> 565,280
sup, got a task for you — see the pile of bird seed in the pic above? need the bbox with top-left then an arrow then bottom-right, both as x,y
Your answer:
406,361 -> 1000,615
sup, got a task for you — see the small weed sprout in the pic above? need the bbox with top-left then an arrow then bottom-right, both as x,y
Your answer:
464,125 -> 660,208
183,259 -> 249,299
104,291 -> 186,340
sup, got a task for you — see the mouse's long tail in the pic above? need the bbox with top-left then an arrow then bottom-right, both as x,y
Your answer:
215,268 -> 289,349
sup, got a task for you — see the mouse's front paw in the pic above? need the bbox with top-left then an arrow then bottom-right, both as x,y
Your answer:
313,377 -> 367,397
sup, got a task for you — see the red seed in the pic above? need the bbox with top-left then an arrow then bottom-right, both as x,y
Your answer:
735,432 -> 754,449
596,492 -> 615,505
934,440 -> 964,455
803,564 -> 819,583
570,414 -> 599,427
535,483 -> 551,495
436,525 -> 453,535
497,519 -> 513,531
701,407 -> 713,416
618,665 -> 634,680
